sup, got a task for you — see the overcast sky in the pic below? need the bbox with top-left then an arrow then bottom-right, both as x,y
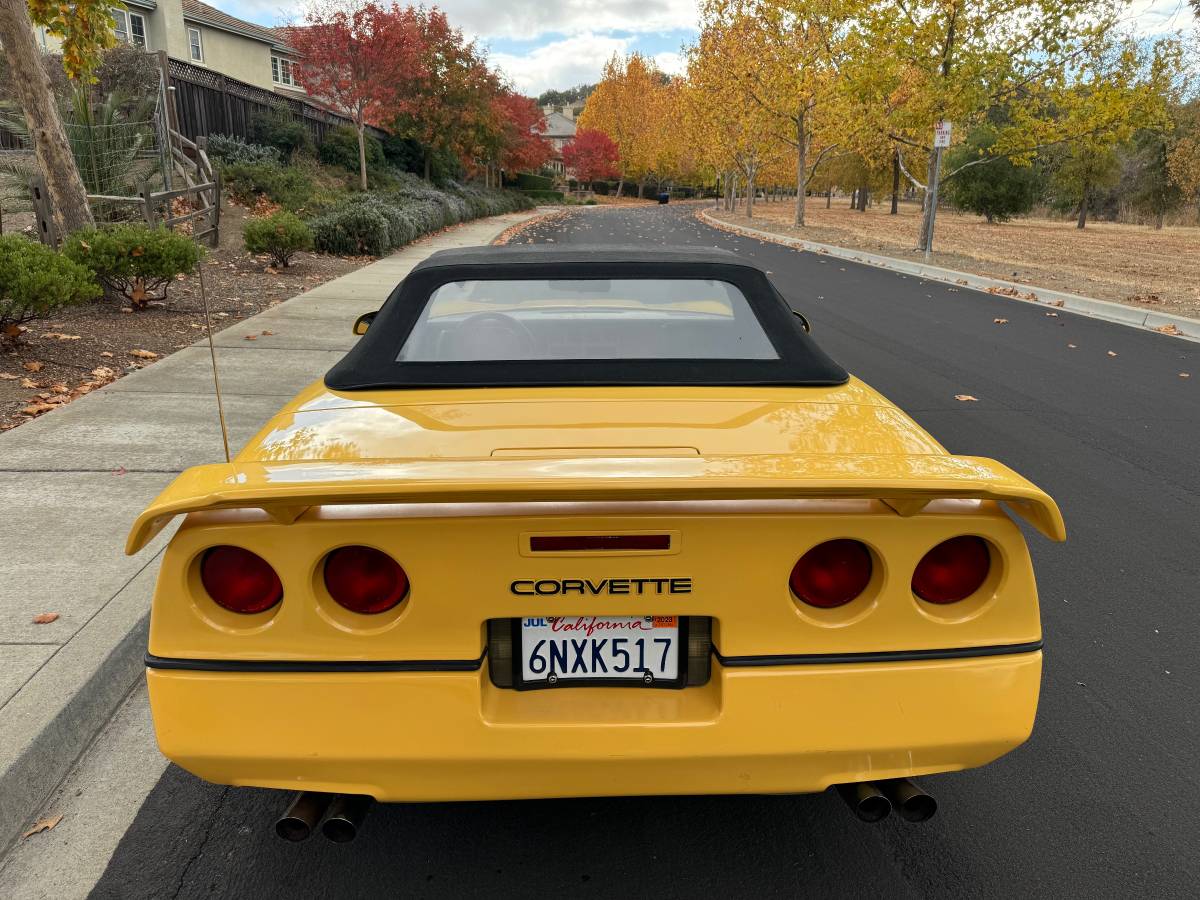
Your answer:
221,0 -> 1195,97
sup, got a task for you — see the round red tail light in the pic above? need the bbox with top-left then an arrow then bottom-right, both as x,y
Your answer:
201,546 -> 283,614
912,536 -> 991,604
790,539 -> 873,608
324,546 -> 409,614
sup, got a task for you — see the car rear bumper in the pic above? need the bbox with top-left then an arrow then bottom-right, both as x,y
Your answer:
146,650 -> 1041,800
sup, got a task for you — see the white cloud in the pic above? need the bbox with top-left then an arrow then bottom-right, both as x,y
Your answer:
490,32 -> 634,96
652,50 -> 687,77
425,0 -> 699,42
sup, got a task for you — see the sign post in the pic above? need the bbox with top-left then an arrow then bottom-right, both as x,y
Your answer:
925,120 -> 952,261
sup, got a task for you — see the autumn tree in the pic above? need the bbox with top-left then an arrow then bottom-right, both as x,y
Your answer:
478,89 -> 551,185
391,8 -> 493,180
851,0 -> 1139,250
287,2 -> 424,190
577,53 -> 665,197
562,128 -> 619,188
0,0 -> 118,233
694,0 -> 854,226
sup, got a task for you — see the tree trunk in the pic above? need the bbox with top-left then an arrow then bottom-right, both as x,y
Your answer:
857,186 -> 869,211
746,170 -> 755,219
826,189 -> 831,209
794,104 -> 807,227
616,177 -> 625,198
890,150 -> 900,214
356,119 -> 369,191
1076,184 -> 1089,229
0,0 -> 94,235
1154,210 -> 1164,230
637,178 -> 646,199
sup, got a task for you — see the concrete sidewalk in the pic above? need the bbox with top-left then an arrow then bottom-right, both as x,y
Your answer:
0,210 -> 540,853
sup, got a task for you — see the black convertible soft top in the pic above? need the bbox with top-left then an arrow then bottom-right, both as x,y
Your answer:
324,245 -> 848,391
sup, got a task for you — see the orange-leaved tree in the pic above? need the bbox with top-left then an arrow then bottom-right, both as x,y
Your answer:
563,128 -> 620,189
286,1 -> 425,190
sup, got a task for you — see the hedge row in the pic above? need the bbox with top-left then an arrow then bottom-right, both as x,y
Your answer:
310,176 -> 534,257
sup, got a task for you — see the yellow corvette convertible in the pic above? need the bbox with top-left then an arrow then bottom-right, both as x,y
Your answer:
128,246 -> 1063,840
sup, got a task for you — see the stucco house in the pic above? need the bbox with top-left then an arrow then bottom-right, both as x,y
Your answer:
31,0 -> 302,95
540,104 -> 579,177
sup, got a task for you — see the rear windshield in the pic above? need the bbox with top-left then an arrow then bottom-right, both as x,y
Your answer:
396,278 -> 779,362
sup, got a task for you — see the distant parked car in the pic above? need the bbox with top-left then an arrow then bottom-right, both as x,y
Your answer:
658,191 -> 670,204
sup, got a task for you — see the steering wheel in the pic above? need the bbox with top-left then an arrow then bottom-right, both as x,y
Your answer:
454,311 -> 536,358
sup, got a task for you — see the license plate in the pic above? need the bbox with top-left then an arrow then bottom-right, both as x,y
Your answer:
515,616 -> 683,689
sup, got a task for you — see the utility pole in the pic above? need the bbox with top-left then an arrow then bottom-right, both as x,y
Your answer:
924,120 -> 952,262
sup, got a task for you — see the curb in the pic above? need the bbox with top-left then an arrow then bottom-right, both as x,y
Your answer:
699,209 -> 1200,343
0,209 -> 539,857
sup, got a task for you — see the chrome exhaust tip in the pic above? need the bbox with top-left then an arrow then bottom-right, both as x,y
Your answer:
835,782 -> 892,823
879,778 -> 937,822
321,794 -> 373,843
275,792 -> 333,842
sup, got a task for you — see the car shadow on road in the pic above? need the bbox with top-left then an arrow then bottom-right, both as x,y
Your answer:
90,764 -> 925,899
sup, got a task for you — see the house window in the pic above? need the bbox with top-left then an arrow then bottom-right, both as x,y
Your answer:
271,56 -> 296,87
112,11 -> 148,49
188,27 -> 203,62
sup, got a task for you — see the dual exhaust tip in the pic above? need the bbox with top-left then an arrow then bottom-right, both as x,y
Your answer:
277,779 -> 930,839
276,792 -> 373,843
836,778 -> 937,823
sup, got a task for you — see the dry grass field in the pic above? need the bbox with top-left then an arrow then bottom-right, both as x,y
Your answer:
709,197 -> 1200,320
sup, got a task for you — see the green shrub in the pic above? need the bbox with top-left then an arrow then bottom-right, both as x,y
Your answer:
219,161 -> 315,212
243,211 -> 313,267
310,203 -> 391,257
514,172 -> 554,191
0,235 -> 100,338
248,107 -> 313,158
522,189 -> 565,202
318,125 -> 385,173
592,180 -> 610,196
63,225 -> 202,307
206,134 -> 281,166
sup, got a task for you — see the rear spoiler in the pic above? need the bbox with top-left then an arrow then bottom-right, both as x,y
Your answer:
126,454 -> 1065,554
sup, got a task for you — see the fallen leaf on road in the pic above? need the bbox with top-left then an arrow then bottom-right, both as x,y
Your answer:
100,351 -> 114,358
91,367 -> 116,379
1107,351 -> 1118,357
266,267 -> 279,275
19,377 -> 39,389
21,814 -> 63,838
1045,312 -> 1058,317
993,318 -> 1008,324
50,382 -> 70,394
955,394 -> 979,402
21,402 -> 56,416
1154,324 -> 1183,336
0,372 -> 18,380
261,330 -> 273,336
32,612 -> 59,624
1068,343 -> 1077,349
244,334 -> 258,341
1180,373 -> 1191,379
42,332 -> 81,341
129,349 -> 158,360
22,361 -> 43,373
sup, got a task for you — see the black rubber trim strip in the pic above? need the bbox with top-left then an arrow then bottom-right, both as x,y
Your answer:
714,640 -> 1042,667
144,651 -> 486,673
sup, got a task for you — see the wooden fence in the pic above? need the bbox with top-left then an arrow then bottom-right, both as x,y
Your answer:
162,54 -> 385,146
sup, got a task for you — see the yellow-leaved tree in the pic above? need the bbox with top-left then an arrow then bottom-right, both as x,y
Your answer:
578,53 -> 667,198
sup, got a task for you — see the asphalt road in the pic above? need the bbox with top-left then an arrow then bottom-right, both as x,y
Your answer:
21,205 -> 1200,898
